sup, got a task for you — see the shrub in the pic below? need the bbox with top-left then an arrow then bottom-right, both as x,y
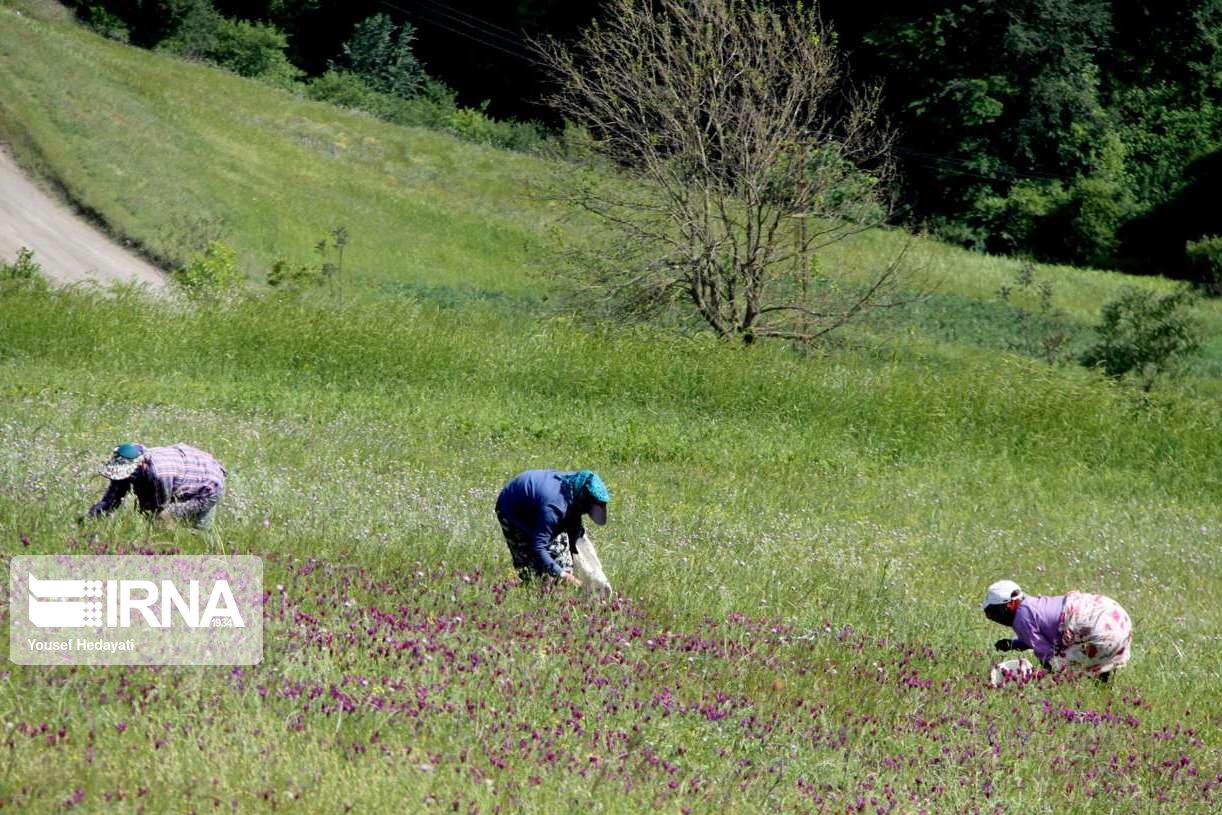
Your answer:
1079,286 -> 1202,390
211,18 -> 302,87
266,258 -> 323,291
325,18 -> 546,152
267,227 -> 350,295
980,180 -> 1068,255
997,262 -> 1074,364
1056,174 -> 1133,268
157,0 -> 222,61
176,240 -> 243,294
304,69 -> 385,111
447,105 -> 547,152
1,247 -> 43,281
305,71 -> 460,132
158,1 -> 299,87
982,165 -> 1132,269
1185,234 -> 1222,295
341,14 -> 427,99
85,4 -> 129,43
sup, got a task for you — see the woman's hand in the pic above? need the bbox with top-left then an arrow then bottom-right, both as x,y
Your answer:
561,571 -> 583,588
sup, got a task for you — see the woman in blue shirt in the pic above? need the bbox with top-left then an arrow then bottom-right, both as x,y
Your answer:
495,469 -> 610,585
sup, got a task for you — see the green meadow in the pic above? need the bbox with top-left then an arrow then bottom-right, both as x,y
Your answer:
0,2 -> 1219,811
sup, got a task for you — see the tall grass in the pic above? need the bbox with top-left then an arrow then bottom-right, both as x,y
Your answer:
3,282 -> 1219,658
1,281 -> 1219,811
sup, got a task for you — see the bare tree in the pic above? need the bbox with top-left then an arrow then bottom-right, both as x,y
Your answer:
539,0 -> 910,343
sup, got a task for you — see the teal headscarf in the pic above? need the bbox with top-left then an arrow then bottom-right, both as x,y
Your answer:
561,470 -> 610,504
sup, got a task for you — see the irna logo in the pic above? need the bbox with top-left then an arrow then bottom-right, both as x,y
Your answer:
11,555 -> 263,666
28,574 -> 245,629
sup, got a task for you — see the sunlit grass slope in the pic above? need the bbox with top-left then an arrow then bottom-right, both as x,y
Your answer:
1,0 -> 1220,360
0,1 -> 557,296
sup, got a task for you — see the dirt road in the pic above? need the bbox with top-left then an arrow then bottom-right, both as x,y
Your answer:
0,146 -> 167,290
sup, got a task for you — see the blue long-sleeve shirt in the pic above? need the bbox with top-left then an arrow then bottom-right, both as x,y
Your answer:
495,470 -> 586,576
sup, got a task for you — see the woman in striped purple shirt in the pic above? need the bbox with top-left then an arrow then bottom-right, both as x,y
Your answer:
87,442 -> 226,529
982,579 -> 1133,682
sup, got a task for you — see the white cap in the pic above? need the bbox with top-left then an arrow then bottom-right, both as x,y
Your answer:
981,579 -> 1024,609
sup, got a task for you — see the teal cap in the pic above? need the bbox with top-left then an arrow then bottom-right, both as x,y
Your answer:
115,443 -> 142,460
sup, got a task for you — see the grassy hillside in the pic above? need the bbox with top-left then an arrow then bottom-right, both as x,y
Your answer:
2,0 -> 1221,379
0,0 -> 553,296
0,2 -> 1219,812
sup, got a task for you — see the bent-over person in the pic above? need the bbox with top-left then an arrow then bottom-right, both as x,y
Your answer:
88,442 -> 226,529
495,469 -> 610,587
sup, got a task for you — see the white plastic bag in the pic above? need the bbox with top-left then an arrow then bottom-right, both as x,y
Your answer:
989,657 -> 1033,687
572,534 -> 613,598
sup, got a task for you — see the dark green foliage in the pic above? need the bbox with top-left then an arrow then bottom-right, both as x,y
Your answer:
1080,287 -> 1203,390
1111,85 -> 1220,213
866,0 -> 1113,254
157,1 -> 300,86
864,0 -> 1222,272
1186,235 -> 1222,295
328,13 -> 546,150
340,13 -> 427,100
86,4 -> 130,42
1056,175 -> 1132,268
1119,150 -> 1222,288
156,0 -> 222,61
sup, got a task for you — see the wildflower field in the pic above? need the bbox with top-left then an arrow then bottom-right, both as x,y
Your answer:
1,1 -> 1220,812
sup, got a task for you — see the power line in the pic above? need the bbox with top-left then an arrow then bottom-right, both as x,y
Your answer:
376,0 -> 540,64
383,1 -> 533,61
370,4 -> 1081,185
408,0 -> 535,55
412,0 -> 525,44
895,146 -> 1069,184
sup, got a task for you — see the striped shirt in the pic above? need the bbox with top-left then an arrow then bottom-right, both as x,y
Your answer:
89,444 -> 226,517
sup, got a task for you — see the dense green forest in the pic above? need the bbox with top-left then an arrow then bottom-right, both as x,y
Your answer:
70,0 -> 1222,286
